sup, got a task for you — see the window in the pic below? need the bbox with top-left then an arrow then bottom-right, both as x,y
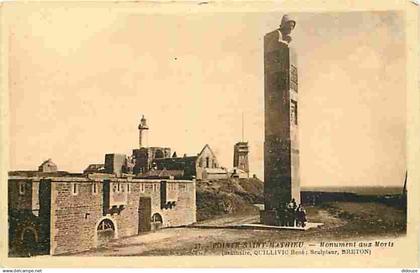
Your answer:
151,213 -> 163,223
290,65 -> 298,92
97,219 -> 115,231
117,183 -> 121,192
127,183 -> 131,193
92,183 -> 98,195
71,183 -> 78,195
18,182 -> 25,195
140,183 -> 144,193
290,100 -> 298,125
206,157 -> 210,168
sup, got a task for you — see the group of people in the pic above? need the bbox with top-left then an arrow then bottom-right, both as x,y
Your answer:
276,198 -> 307,227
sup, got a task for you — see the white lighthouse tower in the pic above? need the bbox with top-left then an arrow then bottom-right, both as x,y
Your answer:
138,115 -> 149,148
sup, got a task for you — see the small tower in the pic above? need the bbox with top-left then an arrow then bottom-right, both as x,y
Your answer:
38,158 -> 58,172
233,142 -> 249,175
138,115 -> 149,148
233,113 -> 249,175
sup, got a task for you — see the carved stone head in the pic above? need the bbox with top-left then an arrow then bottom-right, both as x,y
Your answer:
279,14 -> 296,44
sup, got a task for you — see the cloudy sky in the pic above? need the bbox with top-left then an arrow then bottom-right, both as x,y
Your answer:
8,4 -> 406,187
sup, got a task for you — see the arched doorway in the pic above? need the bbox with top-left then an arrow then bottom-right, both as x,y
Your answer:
97,219 -> 115,246
151,213 -> 163,231
155,149 -> 164,159
20,227 -> 38,256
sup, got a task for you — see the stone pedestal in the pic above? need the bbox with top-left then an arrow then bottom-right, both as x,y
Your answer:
260,210 -> 279,226
261,30 -> 300,225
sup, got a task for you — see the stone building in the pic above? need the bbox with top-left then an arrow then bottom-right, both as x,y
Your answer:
8,161 -> 196,256
132,147 -> 171,174
38,159 -> 57,173
94,116 -> 229,181
154,144 -> 228,180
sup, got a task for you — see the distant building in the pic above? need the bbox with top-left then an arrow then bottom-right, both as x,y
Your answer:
154,144 -> 228,180
132,147 -> 171,174
38,159 -> 57,173
9,115 -> 204,256
233,142 -> 249,177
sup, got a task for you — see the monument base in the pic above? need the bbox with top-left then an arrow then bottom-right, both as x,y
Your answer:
260,210 -> 279,226
260,209 -> 313,228
242,222 -> 323,231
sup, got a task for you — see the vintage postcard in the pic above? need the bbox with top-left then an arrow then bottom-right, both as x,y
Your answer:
0,0 -> 419,268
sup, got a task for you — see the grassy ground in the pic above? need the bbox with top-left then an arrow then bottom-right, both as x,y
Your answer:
196,178 -> 263,221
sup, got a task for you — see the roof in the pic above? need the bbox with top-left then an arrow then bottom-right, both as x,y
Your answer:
8,170 -> 73,177
8,175 -> 193,183
39,159 -> 57,168
84,164 -> 105,172
154,156 -> 198,163
137,168 -> 184,179
198,144 -> 216,157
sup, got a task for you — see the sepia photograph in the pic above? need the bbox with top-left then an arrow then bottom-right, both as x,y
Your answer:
1,0 -> 419,268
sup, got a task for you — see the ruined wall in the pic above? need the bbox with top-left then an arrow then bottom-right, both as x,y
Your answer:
8,180 -> 34,211
8,178 -> 44,255
132,147 -> 171,174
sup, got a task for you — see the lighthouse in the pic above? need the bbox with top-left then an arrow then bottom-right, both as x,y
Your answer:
138,115 -> 149,148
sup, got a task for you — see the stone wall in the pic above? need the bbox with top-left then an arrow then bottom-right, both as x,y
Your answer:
9,174 -> 197,256
8,179 -> 38,211
50,180 -> 103,255
49,178 -> 195,255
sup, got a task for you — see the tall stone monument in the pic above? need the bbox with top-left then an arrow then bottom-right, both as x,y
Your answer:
261,15 -> 300,226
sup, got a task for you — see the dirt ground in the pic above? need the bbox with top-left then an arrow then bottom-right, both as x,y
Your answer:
75,202 -> 406,256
